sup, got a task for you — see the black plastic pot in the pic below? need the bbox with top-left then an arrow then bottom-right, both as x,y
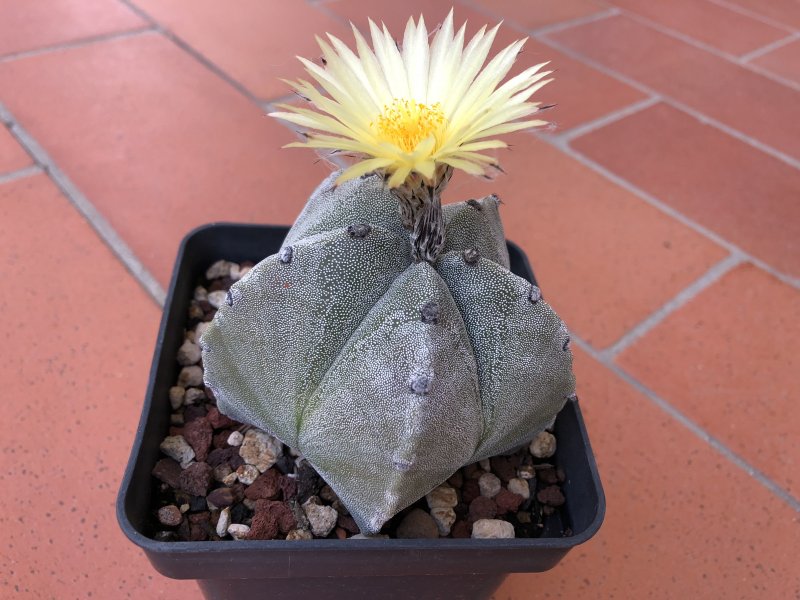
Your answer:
116,223 -> 605,600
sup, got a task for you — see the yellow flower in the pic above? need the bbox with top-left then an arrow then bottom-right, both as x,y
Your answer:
269,10 -> 553,189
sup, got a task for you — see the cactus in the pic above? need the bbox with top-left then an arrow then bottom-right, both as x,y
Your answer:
201,171 -> 575,534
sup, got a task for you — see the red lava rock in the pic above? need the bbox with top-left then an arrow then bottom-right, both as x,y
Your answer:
538,468 -> 559,485
537,486 -> 565,507
168,426 -> 183,437
207,406 -> 236,430
247,509 -> 279,540
179,462 -> 214,497
451,521 -> 471,538
207,487 -> 235,508
184,405 -> 207,424
212,430 -> 230,449
244,469 -> 282,501
254,500 -> 296,534
495,488 -> 524,515
461,478 -> 481,504
157,505 -> 183,527
183,417 -> 213,462
468,496 -> 497,521
281,476 -> 298,500
490,456 -> 517,483
152,458 -> 182,489
337,514 -> 359,534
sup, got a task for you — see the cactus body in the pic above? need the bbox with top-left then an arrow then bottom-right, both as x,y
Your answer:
201,171 -> 575,533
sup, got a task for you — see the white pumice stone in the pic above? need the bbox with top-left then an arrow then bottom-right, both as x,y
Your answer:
426,484 -> 458,509
530,431 -> 557,458
159,435 -> 195,469
235,464 -> 260,485
478,472 -> 502,498
227,524 -> 250,540
239,430 -> 282,473
508,477 -> 531,500
430,507 -> 457,536
168,386 -> 185,411
472,519 -> 515,539
227,431 -> 244,447
216,507 -> 231,537
207,290 -> 228,310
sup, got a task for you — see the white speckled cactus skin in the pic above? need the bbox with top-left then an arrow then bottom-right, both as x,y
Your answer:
201,171 -> 575,533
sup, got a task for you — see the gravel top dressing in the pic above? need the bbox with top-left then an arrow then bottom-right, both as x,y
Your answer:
149,259 -> 571,543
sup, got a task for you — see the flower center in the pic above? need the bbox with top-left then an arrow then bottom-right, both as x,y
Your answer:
375,99 -> 445,152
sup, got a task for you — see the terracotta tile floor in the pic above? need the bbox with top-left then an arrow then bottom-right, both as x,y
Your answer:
0,0 -> 797,598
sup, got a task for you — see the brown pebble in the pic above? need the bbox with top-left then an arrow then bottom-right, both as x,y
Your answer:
335,527 -> 347,540
207,446 -> 244,470
462,463 -> 481,479
538,468 -> 559,485
168,426 -> 183,437
537,485 -> 565,507
447,470 -> 463,489
183,417 -> 213,462
396,508 -> 439,539
542,505 -> 555,516
461,478 -> 480,504
179,462 -> 214,497
189,523 -> 208,541
152,458 -> 182,489
337,514 -> 359,534
183,405 -> 207,424
245,469 -> 282,501
207,487 -> 235,508
207,406 -> 236,430
490,456 -> 517,483
451,521 -> 471,538
556,467 -> 566,483
468,496 -> 497,521
157,505 -> 183,527
254,500 -> 296,534
495,488 -> 524,514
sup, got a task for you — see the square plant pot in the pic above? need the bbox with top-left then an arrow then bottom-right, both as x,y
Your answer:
116,223 -> 605,600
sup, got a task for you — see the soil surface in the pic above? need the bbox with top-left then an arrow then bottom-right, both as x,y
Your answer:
149,260 -> 572,542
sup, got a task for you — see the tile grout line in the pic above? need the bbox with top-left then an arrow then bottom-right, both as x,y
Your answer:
549,96 -> 659,142
118,2 -> 347,170
528,8 -> 621,37
0,102 -> 166,306
614,9 -> 800,93
0,27 -> 158,64
535,33 -> 800,171
117,0 -> 269,107
572,333 -> 800,514
0,165 -> 42,185
740,31 -> 800,63
706,0 -> 799,34
540,130 -> 800,290
600,253 -> 744,359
